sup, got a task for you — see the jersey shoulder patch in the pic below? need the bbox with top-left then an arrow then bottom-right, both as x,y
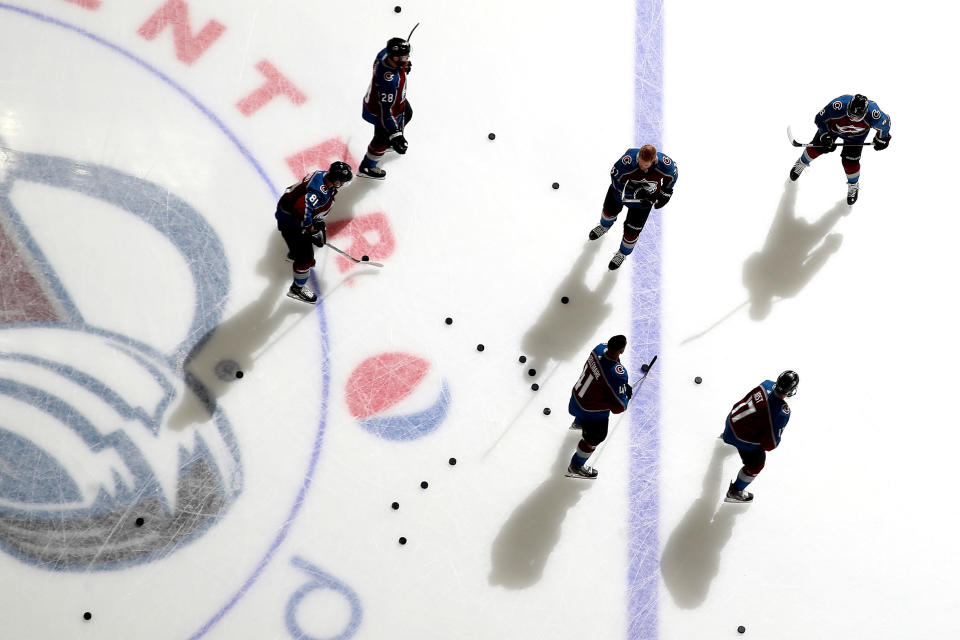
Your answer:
661,155 -> 672,165
318,184 -> 329,195
832,100 -> 843,111
614,364 -> 626,375
621,155 -> 633,165
384,71 -> 395,82
781,404 -> 790,415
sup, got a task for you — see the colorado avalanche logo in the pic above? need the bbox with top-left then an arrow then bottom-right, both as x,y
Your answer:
0,141 -> 242,571
871,109 -> 880,120
622,155 -> 633,165
345,353 -> 450,441
782,405 -> 790,414
615,364 -> 626,375
384,71 -> 395,82
662,156 -> 672,165
833,101 -> 842,110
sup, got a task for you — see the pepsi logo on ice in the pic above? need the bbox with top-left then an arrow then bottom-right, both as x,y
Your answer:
346,353 -> 451,441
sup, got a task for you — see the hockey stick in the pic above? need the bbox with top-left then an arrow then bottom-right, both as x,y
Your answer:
407,22 -> 420,40
787,126 -> 875,148
621,181 -> 655,205
632,354 -> 658,391
326,242 -> 384,267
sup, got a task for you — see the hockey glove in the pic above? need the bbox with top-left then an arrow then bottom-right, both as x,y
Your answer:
654,187 -> 673,209
815,131 -> 837,153
310,220 -> 327,248
873,135 -> 890,151
625,384 -> 633,400
404,60 -> 412,73
389,132 -> 408,154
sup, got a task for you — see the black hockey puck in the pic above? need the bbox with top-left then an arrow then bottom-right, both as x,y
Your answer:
449,457 -> 457,466
738,626 -> 745,634
695,376 -> 702,384
235,370 -> 243,379
391,501 -> 399,510
361,255 -> 370,262
394,5 -> 401,12
477,344 -> 485,352
528,368 -> 536,377
531,383 -> 539,391
134,517 -> 145,527
420,481 -> 429,489
543,407 -> 551,415
488,132 -> 496,140
445,317 -> 453,325
519,355 -> 527,363
552,182 -> 559,190
561,296 -> 569,304
640,364 -> 649,373
399,537 -> 407,545
83,612 -> 92,621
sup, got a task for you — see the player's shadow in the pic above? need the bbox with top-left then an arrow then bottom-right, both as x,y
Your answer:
660,440 -> 747,608
743,180 -> 848,319
165,232 -> 316,431
488,432 -> 591,589
681,181 -> 847,343
519,241 -> 617,381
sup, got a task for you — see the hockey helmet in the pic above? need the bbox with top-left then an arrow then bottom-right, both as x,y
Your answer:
774,370 -> 799,397
327,161 -> 353,186
387,37 -> 411,59
846,94 -> 869,122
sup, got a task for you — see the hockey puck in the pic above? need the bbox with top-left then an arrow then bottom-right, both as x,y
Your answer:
361,255 -> 369,262
420,481 -> 429,489
518,355 -> 527,363
83,612 -> 92,621
640,364 -> 649,373
391,501 -> 399,510
448,457 -> 457,466
488,132 -> 496,140
552,182 -> 559,190
394,6 -> 401,12
445,317 -> 453,325
528,368 -> 536,377
531,383 -> 539,391
235,370 -> 243,379
738,626 -> 745,634
477,344 -> 485,352
561,296 -> 569,304
695,376 -> 702,384
134,517 -> 145,527
398,537 -> 407,545
543,407 -> 551,415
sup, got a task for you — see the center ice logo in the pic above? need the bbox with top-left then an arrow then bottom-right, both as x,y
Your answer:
0,142 -> 242,571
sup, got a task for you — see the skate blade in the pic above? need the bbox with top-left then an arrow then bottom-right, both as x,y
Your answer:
356,172 -> 386,181
723,495 -> 753,504
564,472 -> 598,480
286,291 -> 317,304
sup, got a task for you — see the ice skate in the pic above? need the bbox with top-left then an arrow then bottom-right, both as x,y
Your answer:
569,421 -> 582,431
287,284 -> 318,304
724,482 -> 753,504
285,251 -> 294,262
358,165 -> 386,180
565,464 -> 598,479
608,251 -> 626,271
846,182 -> 859,205
588,224 -> 609,241
789,159 -> 807,181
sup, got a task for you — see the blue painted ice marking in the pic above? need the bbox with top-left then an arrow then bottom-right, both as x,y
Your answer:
286,557 -> 363,640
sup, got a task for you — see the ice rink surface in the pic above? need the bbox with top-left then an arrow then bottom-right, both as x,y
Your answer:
0,1 -> 957,638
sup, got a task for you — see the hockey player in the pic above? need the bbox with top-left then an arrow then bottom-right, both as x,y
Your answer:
566,335 -> 632,479
275,161 -> 353,303
358,37 -> 413,180
788,94 -> 891,205
721,371 -> 798,503
589,144 -> 677,270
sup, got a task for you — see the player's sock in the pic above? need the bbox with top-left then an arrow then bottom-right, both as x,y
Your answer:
570,439 -> 595,468
293,266 -> 310,288
732,467 -> 755,492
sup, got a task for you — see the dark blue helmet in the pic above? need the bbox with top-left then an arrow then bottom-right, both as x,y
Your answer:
326,161 -> 352,185
847,94 -> 869,122
387,37 -> 411,58
774,370 -> 799,397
